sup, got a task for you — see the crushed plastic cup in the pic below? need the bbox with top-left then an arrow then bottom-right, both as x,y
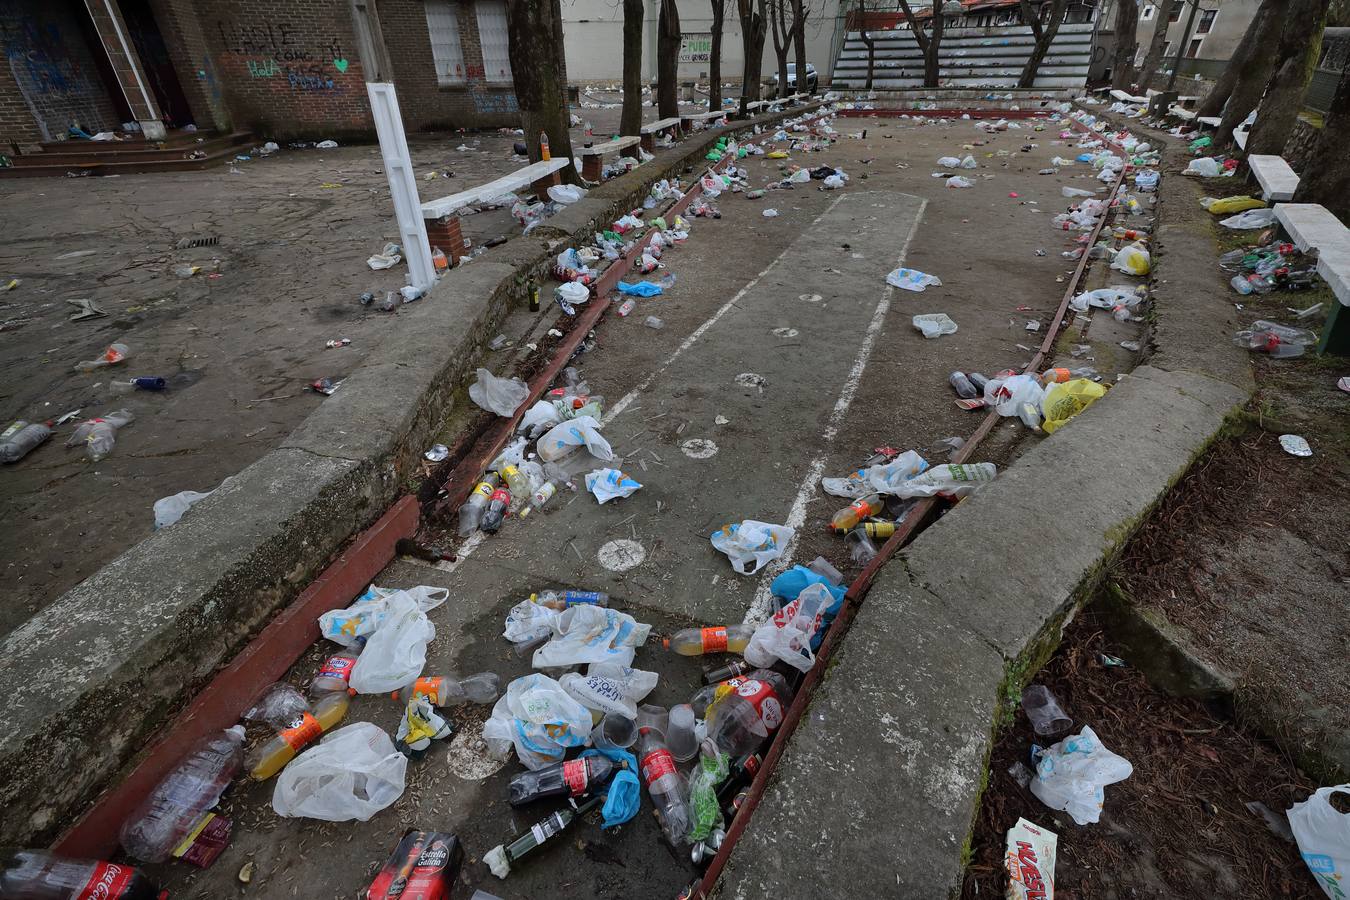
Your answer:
589,712 -> 639,750
1021,685 -> 1072,736
912,313 -> 957,339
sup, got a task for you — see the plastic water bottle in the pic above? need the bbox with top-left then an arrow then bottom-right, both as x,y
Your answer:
617,298 -> 637,316
967,372 -> 990,393
390,673 -> 500,705
638,726 -> 691,845
500,464 -> 533,498
479,487 -> 511,534
310,651 -> 360,695
665,625 -> 754,656
508,755 -> 616,806
533,588 -> 609,611
0,422 -> 52,463
949,372 -> 978,399
119,726 -> 245,862
66,409 -> 134,462
246,692 -> 350,780
702,671 -> 794,756
0,850 -> 162,899
830,494 -> 884,533
529,482 -> 557,511
458,475 -> 500,536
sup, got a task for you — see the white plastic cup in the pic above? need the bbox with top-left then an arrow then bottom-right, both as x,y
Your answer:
590,713 -> 638,750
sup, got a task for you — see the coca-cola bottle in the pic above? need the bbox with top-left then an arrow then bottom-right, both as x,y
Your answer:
479,487 -> 511,534
0,850 -> 162,899
637,726 -> 690,845
695,670 -> 795,757
508,755 -> 615,806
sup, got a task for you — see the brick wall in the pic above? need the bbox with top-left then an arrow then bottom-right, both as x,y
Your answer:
150,0 -> 232,131
0,0 -> 124,146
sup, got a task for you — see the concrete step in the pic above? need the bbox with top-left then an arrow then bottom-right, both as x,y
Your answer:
11,131 -> 254,164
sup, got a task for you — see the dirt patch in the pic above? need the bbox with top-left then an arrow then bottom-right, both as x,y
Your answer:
962,613 -> 1322,900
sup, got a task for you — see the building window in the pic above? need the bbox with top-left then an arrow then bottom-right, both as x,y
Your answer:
1141,4 -> 1155,18
476,0 -> 513,83
425,0 -> 465,85
1161,41 -> 1171,58
1187,37 -> 1202,56
1168,3 -> 1182,21
1196,8 -> 1217,32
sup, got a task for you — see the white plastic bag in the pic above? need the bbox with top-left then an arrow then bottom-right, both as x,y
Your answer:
984,373 -> 1046,418
481,674 -> 593,769
503,598 -> 558,646
887,268 -> 942,292
536,415 -> 614,462
585,468 -> 642,504
1287,784 -> 1350,899
864,450 -> 931,494
946,176 -> 974,189
1061,186 -> 1096,198
547,184 -> 587,204
1110,243 -> 1151,276
348,591 -> 436,694
1220,208 -> 1277,230
318,586 -> 447,648
532,605 -> 652,668
913,313 -> 958,338
937,156 -> 962,168
469,368 -> 529,417
559,662 -> 658,718
153,489 -> 213,529
890,462 -> 997,499
272,723 -> 407,821
744,583 -> 831,671
710,520 -> 795,575
960,154 -> 977,169
1029,726 -> 1133,825
1183,156 -> 1221,177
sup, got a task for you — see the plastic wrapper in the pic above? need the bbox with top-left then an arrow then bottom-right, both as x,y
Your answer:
710,520 -> 795,575
1005,817 -> 1057,900
469,368 -> 529,417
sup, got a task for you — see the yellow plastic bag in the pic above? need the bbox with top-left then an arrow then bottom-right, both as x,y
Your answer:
767,150 -> 789,159
1041,379 -> 1109,434
1203,195 -> 1266,215
1111,242 -> 1151,276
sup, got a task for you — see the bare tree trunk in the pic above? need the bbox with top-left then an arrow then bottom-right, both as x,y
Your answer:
792,0 -> 809,92
1110,0 -> 1139,90
1215,0 -> 1288,146
657,0 -> 682,119
1292,69 -> 1350,223
1196,0 -> 1268,118
506,0 -> 578,184
1018,0 -> 1069,88
1138,0 -> 1182,89
709,0 -> 726,111
771,0 -> 791,97
738,0 -> 767,115
925,11 -> 944,86
622,0 -> 644,135
861,28 -> 877,90
1244,0 -> 1330,157
896,0 -> 936,87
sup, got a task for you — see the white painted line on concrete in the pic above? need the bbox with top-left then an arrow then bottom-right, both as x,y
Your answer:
602,193 -> 851,425
435,531 -> 485,571
744,197 -> 929,625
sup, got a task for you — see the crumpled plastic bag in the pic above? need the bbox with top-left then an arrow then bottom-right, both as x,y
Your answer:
1111,243 -> 1151,276
536,415 -> 613,462
580,746 -> 641,828
348,590 -> 437,694
822,449 -> 929,498
913,313 -> 958,338
153,489 -> 213,528
560,662 -> 658,718
937,156 -> 963,167
503,598 -> 558,647
744,583 -> 834,671
585,468 -> 642,503
887,268 -> 942,292
1220,208 -> 1277,229
1183,156 -> 1222,177
517,399 -> 562,438
272,723 -> 407,821
1287,784 -> 1350,899
547,184 -> 587,204
710,520 -> 795,575
319,585 -> 448,648
482,674 -> 593,769
556,281 -> 591,314
1030,725 -> 1133,825
1041,379 -> 1108,434
1070,286 -> 1143,312
367,242 -> 402,270
532,605 -> 652,668
616,280 -> 663,297
946,176 -> 974,189
1202,195 -> 1265,215
469,368 -> 529,417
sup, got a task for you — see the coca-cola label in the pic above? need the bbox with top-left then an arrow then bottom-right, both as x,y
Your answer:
701,626 -> 728,653
562,758 -> 589,796
75,863 -> 134,900
736,679 -> 783,730
641,747 -> 677,785
489,488 -> 511,504
317,655 -> 355,683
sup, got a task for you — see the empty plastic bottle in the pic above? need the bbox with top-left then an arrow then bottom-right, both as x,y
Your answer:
666,625 -> 754,656
703,658 -> 752,684
508,755 -> 616,806
617,298 -> 637,317
533,588 -> 609,611
967,372 -> 990,393
479,487 -> 511,534
638,726 -> 691,845
0,850 -> 162,899
247,692 -> 350,780
458,475 -> 500,536
310,650 -> 360,695
0,422 -> 52,463
111,376 -> 167,394
390,673 -> 500,705
120,726 -> 245,863
500,464 -> 533,498
668,703 -> 699,763
702,671 -> 794,757
949,372 -> 978,399
529,482 -> 557,511
65,409 -> 134,462
830,494 -> 884,533
1232,321 -> 1317,358
74,342 -> 130,373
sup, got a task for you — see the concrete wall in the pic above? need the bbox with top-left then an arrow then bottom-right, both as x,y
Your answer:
0,0 -> 126,145
560,0 -> 845,84
1133,0 -> 1259,65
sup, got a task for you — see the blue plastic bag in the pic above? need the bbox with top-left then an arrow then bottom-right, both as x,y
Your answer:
580,746 -> 641,828
616,280 -> 663,297
770,565 -> 846,650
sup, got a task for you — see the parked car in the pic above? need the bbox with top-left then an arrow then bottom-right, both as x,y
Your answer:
771,62 -> 818,94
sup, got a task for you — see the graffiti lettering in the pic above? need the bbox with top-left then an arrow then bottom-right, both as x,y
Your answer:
217,20 -> 347,92
246,59 -> 280,77
466,82 -> 519,115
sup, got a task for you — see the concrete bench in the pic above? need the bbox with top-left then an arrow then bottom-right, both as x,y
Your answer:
1274,202 -> 1350,354
1110,89 -> 1148,104
421,157 -> 572,261
1170,106 -> 1196,121
1196,115 -> 1220,129
577,135 -> 641,181
639,117 -> 682,152
680,109 -> 727,131
1249,154 -> 1299,202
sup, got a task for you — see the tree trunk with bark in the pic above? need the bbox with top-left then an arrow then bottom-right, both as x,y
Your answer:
505,0 -> 578,184
896,0 -> 942,88
1196,0 -> 1268,118
792,0 -> 809,92
709,0 -> 726,112
1215,0 -> 1289,146
1292,69 -> 1350,223
738,0 -> 767,115
1018,0 -> 1069,88
860,28 -> 877,89
770,0 -> 795,97
1110,0 -> 1139,89
1244,0 -> 1331,157
621,0 -> 644,135
657,0 -> 682,119
1138,0 -> 1182,89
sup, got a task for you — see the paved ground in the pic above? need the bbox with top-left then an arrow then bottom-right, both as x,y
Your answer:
149,112 -> 1151,898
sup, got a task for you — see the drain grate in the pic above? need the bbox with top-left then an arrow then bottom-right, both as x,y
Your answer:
174,236 -> 219,250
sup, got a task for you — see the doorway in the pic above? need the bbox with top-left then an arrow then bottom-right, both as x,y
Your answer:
118,0 -> 194,128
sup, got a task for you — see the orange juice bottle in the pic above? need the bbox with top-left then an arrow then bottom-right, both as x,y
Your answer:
664,625 -> 754,656
246,692 -> 349,780
830,494 -> 883,533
